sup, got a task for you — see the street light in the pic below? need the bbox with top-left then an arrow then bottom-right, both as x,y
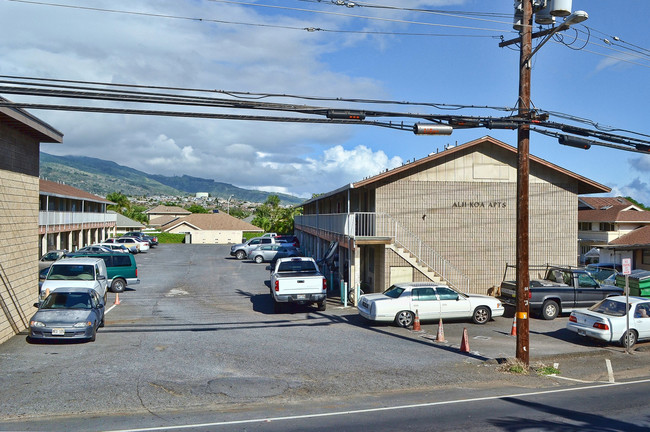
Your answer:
227,194 -> 234,215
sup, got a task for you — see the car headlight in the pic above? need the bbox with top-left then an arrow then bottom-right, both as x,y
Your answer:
73,321 -> 92,328
30,321 -> 46,328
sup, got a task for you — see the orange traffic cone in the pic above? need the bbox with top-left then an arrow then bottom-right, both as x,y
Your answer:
436,318 -> 446,342
460,327 -> 470,352
412,309 -> 421,331
114,292 -> 121,305
510,317 -> 517,336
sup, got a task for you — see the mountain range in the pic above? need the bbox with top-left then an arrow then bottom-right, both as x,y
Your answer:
39,152 -> 304,205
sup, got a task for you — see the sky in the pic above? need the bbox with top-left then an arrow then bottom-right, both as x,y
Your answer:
1,0 -> 649,202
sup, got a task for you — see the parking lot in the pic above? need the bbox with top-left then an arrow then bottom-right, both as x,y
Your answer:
1,244 -> 648,423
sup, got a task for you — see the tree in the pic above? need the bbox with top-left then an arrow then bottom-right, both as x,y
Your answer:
106,192 -> 130,213
187,204 -> 209,214
251,194 -> 302,234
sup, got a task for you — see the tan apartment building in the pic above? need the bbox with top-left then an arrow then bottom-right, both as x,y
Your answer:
0,101 -> 63,344
295,136 -> 610,299
39,179 -> 116,255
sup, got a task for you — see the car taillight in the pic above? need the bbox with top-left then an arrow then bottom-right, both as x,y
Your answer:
593,322 -> 609,330
569,315 -> 577,322
322,278 -> 327,291
135,268 -> 138,277
275,280 -> 279,292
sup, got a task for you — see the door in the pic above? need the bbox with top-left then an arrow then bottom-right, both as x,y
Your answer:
574,273 -> 603,308
435,286 -> 472,319
410,287 -> 441,320
633,302 -> 650,339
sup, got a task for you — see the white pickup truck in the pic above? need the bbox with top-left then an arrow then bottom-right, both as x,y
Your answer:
269,257 -> 327,313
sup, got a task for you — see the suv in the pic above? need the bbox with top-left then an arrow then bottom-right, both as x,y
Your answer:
65,252 -> 139,293
40,258 -> 109,304
249,244 -> 300,264
230,236 -> 278,260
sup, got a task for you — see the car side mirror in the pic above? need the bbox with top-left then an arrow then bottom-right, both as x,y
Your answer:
265,265 -> 271,271
33,302 -> 40,308
97,275 -> 106,280
456,295 -> 460,301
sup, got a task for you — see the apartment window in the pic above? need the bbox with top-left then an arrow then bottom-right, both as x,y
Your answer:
578,222 -> 591,231
599,222 -> 615,232
644,250 -> 650,265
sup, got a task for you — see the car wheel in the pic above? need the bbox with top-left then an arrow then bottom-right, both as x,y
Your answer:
395,310 -> 414,328
472,306 -> 491,324
99,316 -> 105,328
90,328 -> 96,342
236,250 -> 246,260
254,255 -> 264,264
103,292 -> 108,305
541,300 -> 559,320
620,329 -> 638,348
317,300 -> 326,311
111,278 -> 126,293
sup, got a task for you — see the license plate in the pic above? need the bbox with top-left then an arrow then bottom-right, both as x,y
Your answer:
578,329 -> 586,336
52,328 -> 65,336
296,295 -> 307,300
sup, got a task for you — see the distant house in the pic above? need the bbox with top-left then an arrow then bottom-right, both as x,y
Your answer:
160,212 -> 262,244
108,210 -> 145,236
145,205 -> 191,226
39,179 -> 116,254
579,197 -> 650,270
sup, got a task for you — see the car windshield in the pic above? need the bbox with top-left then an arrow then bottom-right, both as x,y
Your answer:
41,252 -> 60,261
47,264 -> 95,280
383,286 -> 405,298
589,298 -> 628,316
41,292 -> 92,309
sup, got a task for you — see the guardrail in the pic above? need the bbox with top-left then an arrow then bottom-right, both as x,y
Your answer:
39,211 -> 117,226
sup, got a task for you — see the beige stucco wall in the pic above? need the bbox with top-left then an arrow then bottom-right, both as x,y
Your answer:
167,226 -> 244,244
0,169 -> 39,343
375,147 -> 578,294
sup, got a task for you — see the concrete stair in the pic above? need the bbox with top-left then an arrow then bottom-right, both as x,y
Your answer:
387,244 -> 442,283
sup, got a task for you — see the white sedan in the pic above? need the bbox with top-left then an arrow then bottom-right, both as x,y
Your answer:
357,282 -> 504,327
566,296 -> 650,347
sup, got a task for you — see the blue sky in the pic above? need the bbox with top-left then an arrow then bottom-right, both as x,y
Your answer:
2,1 -> 649,202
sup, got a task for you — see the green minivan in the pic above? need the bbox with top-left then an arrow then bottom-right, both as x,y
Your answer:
66,252 -> 139,293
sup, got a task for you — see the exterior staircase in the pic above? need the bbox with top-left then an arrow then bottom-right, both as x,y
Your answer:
387,244 -> 443,283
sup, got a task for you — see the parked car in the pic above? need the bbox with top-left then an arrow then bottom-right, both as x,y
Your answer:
268,246 -> 302,268
230,236 -> 278,260
73,245 -> 113,254
358,282 -> 505,327
269,257 -> 327,312
261,232 -> 277,238
38,250 -> 68,270
566,296 -> 650,347
104,237 -> 149,253
40,258 -> 109,305
65,251 -> 139,293
28,288 -> 105,342
585,263 -> 621,284
499,265 -> 623,320
249,244 -> 300,264
276,235 -> 300,248
123,232 -> 158,247
94,243 -> 131,253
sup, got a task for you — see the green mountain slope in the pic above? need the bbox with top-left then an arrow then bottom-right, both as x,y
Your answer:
39,153 -> 304,205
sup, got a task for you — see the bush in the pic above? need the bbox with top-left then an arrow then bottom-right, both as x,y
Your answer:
156,233 -> 186,243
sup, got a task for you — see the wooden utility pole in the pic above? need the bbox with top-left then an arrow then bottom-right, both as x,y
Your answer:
516,0 -> 532,366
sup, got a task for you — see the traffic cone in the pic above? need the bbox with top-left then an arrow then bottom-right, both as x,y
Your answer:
435,318 -> 446,342
114,292 -> 121,305
412,309 -> 421,331
510,317 -> 517,336
460,327 -> 470,352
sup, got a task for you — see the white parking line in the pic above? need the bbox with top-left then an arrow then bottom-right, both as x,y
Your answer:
105,304 -> 117,314
103,377 -> 650,432
606,359 -> 615,383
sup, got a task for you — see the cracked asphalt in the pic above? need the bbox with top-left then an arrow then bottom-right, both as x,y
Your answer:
1,244 -> 648,424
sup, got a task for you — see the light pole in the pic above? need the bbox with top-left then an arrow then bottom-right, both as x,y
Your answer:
227,194 -> 234,215
501,1 -> 588,366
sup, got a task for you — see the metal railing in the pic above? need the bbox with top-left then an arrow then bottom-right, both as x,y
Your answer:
295,212 -> 470,292
39,211 -> 117,226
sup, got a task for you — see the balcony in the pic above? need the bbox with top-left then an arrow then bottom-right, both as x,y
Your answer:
40,211 -> 117,227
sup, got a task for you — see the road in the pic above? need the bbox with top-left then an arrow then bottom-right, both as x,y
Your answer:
1,244 -> 649,431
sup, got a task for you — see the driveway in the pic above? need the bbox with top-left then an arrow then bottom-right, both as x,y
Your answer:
1,244 -> 648,423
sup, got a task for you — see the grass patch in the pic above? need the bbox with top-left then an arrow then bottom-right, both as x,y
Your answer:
156,232 -> 186,243
498,358 -> 529,375
534,364 -> 561,376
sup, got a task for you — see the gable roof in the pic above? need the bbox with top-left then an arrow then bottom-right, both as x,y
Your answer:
161,213 -> 262,232
302,136 -> 610,206
40,179 -> 113,205
1,97 -> 63,143
145,205 -> 191,215
608,225 -> 650,247
579,197 -> 638,211
108,211 -> 145,229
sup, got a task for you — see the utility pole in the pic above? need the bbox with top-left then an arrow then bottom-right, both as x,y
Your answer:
515,0 -> 532,366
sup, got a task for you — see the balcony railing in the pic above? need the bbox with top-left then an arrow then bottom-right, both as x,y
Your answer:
295,212 -> 470,292
39,211 -> 117,226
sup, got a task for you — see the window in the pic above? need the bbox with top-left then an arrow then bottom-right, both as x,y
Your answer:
599,222 -> 615,232
577,274 -> 598,288
643,250 -> 650,265
435,286 -> 460,300
114,255 -> 132,267
412,288 -> 437,301
578,222 -> 591,231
